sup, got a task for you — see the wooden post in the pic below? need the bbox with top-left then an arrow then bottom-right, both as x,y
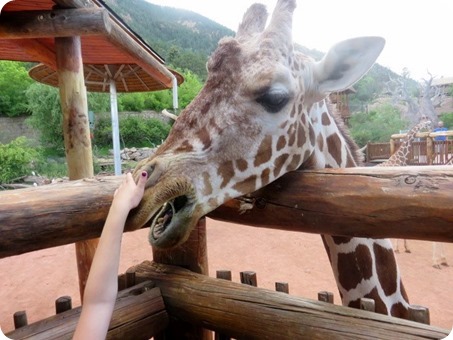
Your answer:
426,136 -> 434,165
359,298 -> 375,313
390,137 -> 396,156
240,271 -> 258,287
216,270 -> 232,281
55,35 -> 98,301
152,218 -> 210,340
408,305 -> 430,325
318,291 -> 334,303
55,296 -> 72,314
13,311 -> 28,329
275,282 -> 289,293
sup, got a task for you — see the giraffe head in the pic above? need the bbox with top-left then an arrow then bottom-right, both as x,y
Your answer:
128,0 -> 385,248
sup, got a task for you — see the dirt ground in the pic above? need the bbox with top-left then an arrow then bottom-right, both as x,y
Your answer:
1,219 -> 452,334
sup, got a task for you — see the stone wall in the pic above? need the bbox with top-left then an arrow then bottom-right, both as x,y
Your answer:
0,116 -> 39,144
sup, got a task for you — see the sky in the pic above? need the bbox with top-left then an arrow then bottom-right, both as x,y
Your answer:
146,0 -> 453,82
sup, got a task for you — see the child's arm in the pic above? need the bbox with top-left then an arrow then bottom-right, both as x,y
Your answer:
73,171 -> 147,340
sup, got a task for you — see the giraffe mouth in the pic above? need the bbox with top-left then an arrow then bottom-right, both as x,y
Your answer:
150,195 -> 190,241
144,177 -> 199,249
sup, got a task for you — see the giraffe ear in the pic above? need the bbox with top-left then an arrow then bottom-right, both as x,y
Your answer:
314,37 -> 385,93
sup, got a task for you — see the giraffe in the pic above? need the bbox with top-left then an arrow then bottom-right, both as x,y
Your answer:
128,0 -> 410,318
377,119 -> 449,268
377,118 -> 431,254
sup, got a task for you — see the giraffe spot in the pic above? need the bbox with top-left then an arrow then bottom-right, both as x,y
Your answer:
290,106 -> 296,118
321,111 -> 331,126
273,153 -> 289,178
236,158 -> 248,172
196,126 -> 212,150
218,160 -> 235,189
317,133 -> 324,150
232,175 -> 257,194
279,120 -> 288,129
390,302 -> 409,319
374,242 -> 398,296
309,126 -> 316,146
276,135 -> 286,151
261,168 -> 271,186
337,244 -> 373,291
348,287 -> 388,316
288,124 -> 296,146
175,140 -> 194,153
202,171 -> 213,196
288,153 -> 302,170
254,135 -> 273,168
296,123 -> 306,148
326,133 -> 342,166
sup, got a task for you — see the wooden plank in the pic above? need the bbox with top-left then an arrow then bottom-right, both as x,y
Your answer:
132,261 -> 449,340
0,166 -> 452,259
0,8 -> 111,39
6,281 -> 168,340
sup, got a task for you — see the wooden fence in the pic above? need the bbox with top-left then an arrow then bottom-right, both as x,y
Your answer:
1,167 -> 452,339
366,130 -> 453,165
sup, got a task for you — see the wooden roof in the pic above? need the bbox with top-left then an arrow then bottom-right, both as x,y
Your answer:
0,0 -> 183,90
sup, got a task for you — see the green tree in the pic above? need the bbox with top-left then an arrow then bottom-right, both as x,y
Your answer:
26,83 -> 109,150
0,61 -> 33,117
439,112 -> 453,129
349,103 -> 408,146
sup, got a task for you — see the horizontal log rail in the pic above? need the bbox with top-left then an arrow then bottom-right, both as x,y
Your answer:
0,8 -> 111,39
6,281 -> 168,339
132,261 -> 449,339
0,166 -> 452,259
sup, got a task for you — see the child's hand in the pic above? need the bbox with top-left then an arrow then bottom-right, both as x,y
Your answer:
113,171 -> 147,211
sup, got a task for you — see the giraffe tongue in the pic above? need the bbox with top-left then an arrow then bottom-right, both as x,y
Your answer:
151,201 -> 175,239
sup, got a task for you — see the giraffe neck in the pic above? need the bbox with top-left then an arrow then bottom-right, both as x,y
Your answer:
379,120 -> 431,167
304,100 -> 410,317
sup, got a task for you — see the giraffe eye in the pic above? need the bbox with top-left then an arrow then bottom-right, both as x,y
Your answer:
256,87 -> 290,113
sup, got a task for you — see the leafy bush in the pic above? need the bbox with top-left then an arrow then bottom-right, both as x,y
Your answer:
439,112 -> 453,129
93,114 -> 171,149
0,61 -> 33,117
0,137 -> 39,184
349,104 -> 408,146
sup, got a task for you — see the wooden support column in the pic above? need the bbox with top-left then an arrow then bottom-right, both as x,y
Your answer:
426,136 -> 434,165
55,35 -> 97,300
152,218 -> 210,340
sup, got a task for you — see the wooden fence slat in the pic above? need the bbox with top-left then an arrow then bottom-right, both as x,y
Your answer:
55,296 -> 72,314
131,261 -> 449,340
409,305 -> 431,325
317,291 -> 334,304
13,311 -> 28,329
275,282 -> 289,293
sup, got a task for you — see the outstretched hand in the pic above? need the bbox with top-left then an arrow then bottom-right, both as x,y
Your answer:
113,171 -> 147,211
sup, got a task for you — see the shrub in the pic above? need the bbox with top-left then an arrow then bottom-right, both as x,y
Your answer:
0,137 -> 39,184
93,114 -> 171,149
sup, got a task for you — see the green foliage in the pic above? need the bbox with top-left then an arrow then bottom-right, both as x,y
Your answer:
349,103 -> 409,146
93,114 -> 171,148
26,83 -> 110,150
119,92 -> 146,112
26,83 -> 64,148
0,137 -> 38,183
439,112 -> 453,129
0,61 -> 33,117
178,69 -> 203,108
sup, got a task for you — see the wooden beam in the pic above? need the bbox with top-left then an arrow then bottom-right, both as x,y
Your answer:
132,261 -> 449,339
52,0 -> 95,8
0,8 -> 111,39
0,166 -> 452,259
7,39 -> 57,69
6,281 -> 169,339
209,166 -> 453,241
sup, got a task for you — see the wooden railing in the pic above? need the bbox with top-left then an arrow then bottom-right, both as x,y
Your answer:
366,130 -> 453,165
1,168 -> 452,339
